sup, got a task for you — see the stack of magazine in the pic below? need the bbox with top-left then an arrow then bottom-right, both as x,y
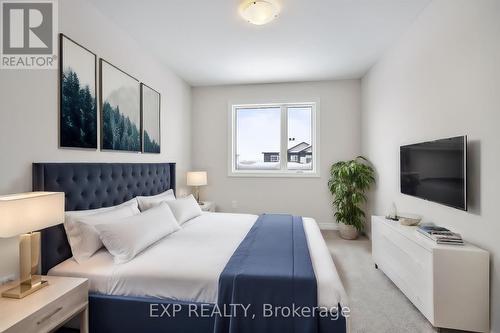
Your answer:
416,224 -> 464,245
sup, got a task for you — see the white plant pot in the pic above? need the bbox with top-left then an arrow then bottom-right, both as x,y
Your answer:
339,223 -> 359,240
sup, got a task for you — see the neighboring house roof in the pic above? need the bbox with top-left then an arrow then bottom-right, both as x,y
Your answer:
288,142 -> 311,153
263,142 -> 312,155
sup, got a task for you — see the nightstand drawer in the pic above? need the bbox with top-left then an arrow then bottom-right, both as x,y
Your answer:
7,285 -> 86,333
1,277 -> 88,333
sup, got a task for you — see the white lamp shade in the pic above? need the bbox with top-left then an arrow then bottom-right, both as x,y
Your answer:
187,172 -> 208,187
0,192 -> 65,238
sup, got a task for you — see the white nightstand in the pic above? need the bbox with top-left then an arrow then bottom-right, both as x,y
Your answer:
0,275 -> 89,333
199,201 -> 216,212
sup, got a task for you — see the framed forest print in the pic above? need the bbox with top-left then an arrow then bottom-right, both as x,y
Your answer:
60,34 -> 97,149
141,84 -> 161,153
100,59 -> 141,152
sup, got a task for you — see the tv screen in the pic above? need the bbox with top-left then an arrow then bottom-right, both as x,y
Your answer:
400,136 -> 467,210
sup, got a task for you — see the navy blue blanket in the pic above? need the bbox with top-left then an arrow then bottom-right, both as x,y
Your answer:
214,214 -> 317,333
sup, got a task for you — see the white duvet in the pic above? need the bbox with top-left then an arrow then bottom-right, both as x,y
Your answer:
49,212 -> 347,308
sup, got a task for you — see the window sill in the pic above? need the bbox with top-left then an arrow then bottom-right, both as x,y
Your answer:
228,171 -> 320,178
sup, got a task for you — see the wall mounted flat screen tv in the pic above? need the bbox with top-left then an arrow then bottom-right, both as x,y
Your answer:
400,136 -> 467,210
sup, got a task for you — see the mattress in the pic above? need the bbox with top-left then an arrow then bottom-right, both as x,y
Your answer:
48,212 -> 347,308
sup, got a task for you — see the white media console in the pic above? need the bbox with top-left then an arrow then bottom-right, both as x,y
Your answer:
371,216 -> 489,332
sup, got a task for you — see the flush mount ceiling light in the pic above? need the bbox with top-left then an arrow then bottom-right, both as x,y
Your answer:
239,0 -> 280,26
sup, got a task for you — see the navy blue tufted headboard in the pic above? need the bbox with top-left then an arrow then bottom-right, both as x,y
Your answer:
33,162 -> 176,274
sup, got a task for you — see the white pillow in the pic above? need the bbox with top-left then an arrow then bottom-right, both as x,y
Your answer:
64,198 -> 138,225
95,203 -> 180,264
136,189 -> 176,211
165,194 -> 202,225
64,199 -> 139,263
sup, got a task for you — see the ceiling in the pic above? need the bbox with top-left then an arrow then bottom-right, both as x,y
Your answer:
88,0 -> 431,86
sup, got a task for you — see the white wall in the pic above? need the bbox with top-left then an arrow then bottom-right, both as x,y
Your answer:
0,0 -> 191,279
361,0 -> 500,331
192,80 -> 361,227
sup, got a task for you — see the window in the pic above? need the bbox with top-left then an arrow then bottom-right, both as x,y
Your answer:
229,102 -> 319,177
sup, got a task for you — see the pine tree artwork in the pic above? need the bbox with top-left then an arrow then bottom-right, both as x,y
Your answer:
141,84 -> 161,153
100,59 -> 141,152
60,34 -> 97,149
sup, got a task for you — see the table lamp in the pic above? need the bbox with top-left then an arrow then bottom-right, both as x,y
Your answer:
186,171 -> 207,204
0,192 -> 64,299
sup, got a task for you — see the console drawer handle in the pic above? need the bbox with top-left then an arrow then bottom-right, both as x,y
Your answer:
37,307 -> 63,325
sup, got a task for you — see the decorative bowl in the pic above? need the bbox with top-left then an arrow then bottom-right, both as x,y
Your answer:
398,214 -> 422,226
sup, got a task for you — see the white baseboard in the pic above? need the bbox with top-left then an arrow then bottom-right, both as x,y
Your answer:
318,222 -> 339,231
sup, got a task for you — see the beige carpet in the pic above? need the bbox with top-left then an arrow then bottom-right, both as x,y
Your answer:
322,230 -> 463,333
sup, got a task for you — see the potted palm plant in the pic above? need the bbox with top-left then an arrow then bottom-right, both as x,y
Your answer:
328,156 -> 375,240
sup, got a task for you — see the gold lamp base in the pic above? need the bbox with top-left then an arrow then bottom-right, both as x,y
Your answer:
2,278 -> 48,299
1,232 -> 47,299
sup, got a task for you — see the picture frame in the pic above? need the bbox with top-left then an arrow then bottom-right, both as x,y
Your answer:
141,83 -> 161,154
100,59 -> 141,152
59,34 -> 98,149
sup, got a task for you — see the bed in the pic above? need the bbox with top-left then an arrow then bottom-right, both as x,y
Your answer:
33,162 -> 348,333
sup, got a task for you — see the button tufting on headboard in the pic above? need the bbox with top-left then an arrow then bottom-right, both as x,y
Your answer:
33,162 -> 176,274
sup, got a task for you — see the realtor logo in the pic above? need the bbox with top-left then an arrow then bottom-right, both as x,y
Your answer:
1,0 -> 58,69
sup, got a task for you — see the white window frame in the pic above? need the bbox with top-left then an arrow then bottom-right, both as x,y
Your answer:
228,101 -> 320,178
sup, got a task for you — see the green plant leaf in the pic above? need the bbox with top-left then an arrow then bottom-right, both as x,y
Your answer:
328,156 -> 375,231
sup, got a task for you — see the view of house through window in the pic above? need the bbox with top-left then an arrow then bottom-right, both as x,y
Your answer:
236,106 -> 281,170
232,103 -> 317,175
287,106 -> 313,170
